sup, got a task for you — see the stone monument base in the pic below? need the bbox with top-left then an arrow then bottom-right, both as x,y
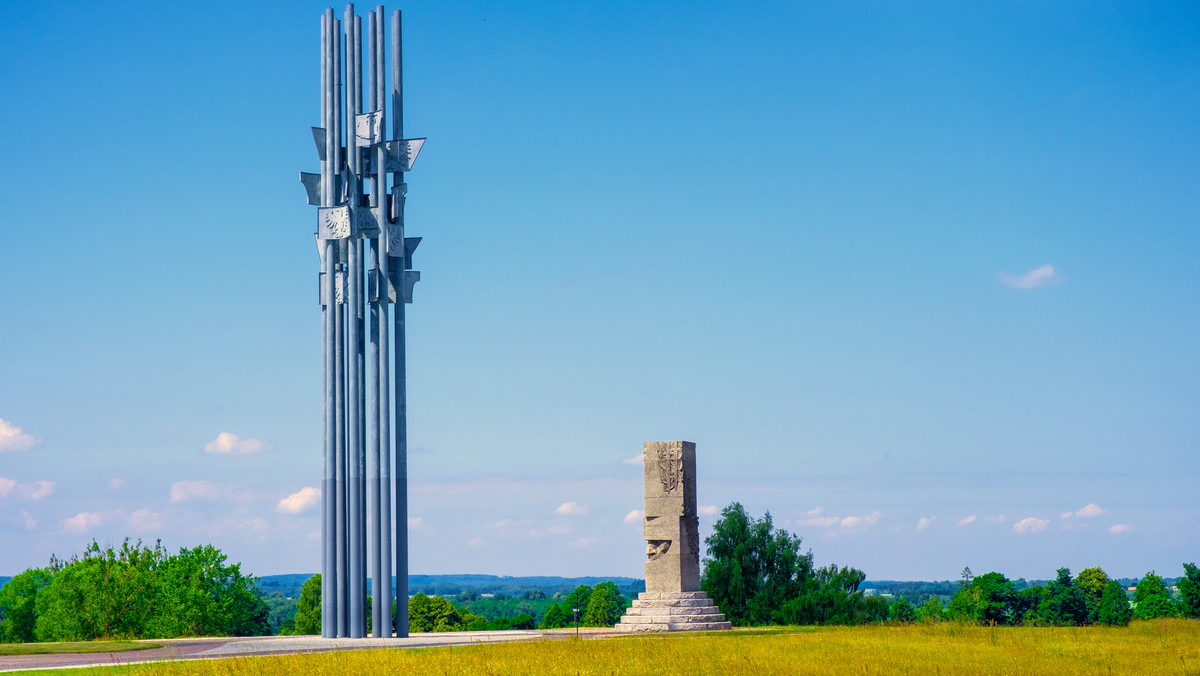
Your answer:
615,591 -> 733,633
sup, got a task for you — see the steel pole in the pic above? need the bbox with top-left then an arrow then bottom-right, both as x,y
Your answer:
320,8 -> 337,640
343,5 -> 365,639
390,7 -> 409,639
366,9 -> 387,638
374,5 -> 394,637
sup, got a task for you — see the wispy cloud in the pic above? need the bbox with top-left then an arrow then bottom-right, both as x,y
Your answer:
698,505 -> 718,516
1108,523 -> 1133,535
21,510 -> 36,530
276,486 -> 321,514
0,419 -> 40,452
621,454 -> 643,465
126,508 -> 166,532
1,478 -> 55,500
958,515 -> 977,526
170,480 -> 223,504
568,537 -> 597,548
623,509 -> 642,524
467,536 -> 485,548
799,506 -> 840,528
109,478 -> 128,491
528,524 -> 570,538
555,501 -> 589,515
840,511 -> 882,529
64,512 -> 104,533
917,516 -> 935,530
204,432 -> 273,455
1013,517 -> 1049,534
999,264 -> 1060,290
408,517 -> 423,529
1073,503 -> 1105,518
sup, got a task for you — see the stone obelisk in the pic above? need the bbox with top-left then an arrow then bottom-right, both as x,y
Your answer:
616,441 -> 732,632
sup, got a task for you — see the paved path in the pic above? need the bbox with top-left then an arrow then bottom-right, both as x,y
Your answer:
0,629 -> 620,672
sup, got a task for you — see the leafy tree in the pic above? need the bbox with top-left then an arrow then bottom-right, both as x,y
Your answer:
582,581 -> 623,627
34,540 -> 165,641
776,564 -> 870,626
1133,572 -> 1175,620
916,596 -> 945,623
509,613 -> 536,630
1178,563 -> 1200,619
0,568 -> 52,642
292,574 -> 322,635
948,572 -> 1017,625
562,585 -> 593,619
540,604 -> 568,629
408,593 -> 463,633
1097,580 -> 1132,626
1031,568 -> 1088,626
701,502 -> 813,626
888,598 -> 915,623
1074,567 -> 1109,623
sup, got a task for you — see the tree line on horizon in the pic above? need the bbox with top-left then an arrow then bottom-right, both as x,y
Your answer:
701,502 -> 1200,627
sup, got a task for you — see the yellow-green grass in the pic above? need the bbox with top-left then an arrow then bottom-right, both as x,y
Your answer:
0,640 -> 160,656
32,620 -> 1200,675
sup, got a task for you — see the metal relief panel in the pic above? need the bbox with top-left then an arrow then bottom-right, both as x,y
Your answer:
390,183 -> 407,221
300,172 -> 322,205
318,206 -> 351,240
402,270 -> 420,304
356,208 -> 380,236
355,111 -> 383,147
387,221 -> 404,256
383,138 -> 426,173
312,127 -> 327,161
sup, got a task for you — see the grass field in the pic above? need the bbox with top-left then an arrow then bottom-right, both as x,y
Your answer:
31,620 -> 1200,675
0,641 -> 160,656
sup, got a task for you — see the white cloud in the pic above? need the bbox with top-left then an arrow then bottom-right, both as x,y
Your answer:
1060,511 -> 1074,519
1013,517 -> 1050,534
170,480 -> 223,504
555,501 -> 589,515
109,478 -> 128,490
984,515 -> 1006,524
467,536 -> 485,548
568,537 -> 597,548
490,519 -> 511,529
840,511 -> 883,529
0,477 -> 15,498
0,419 -> 40,452
958,515 -> 977,526
917,517 -> 935,530
1109,523 -> 1133,535
408,517 -> 423,529
64,512 -> 104,533
21,510 -> 36,530
698,505 -> 718,516
127,508 -> 166,532
621,454 -> 643,465
1074,503 -> 1105,518
799,507 -> 840,528
623,509 -> 642,524
20,481 -> 55,500
528,524 -> 570,538
276,486 -> 321,514
204,432 -> 273,455
1000,264 -> 1060,290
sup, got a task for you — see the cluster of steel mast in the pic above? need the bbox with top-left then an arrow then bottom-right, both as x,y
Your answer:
307,4 -> 425,639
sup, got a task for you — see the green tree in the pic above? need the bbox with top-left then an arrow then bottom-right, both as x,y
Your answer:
0,568 -> 52,642
539,604 -> 568,629
1133,572 -> 1175,619
581,581 -> 623,627
888,598 -> 915,623
292,574 -> 322,635
34,540 -> 164,641
1178,563 -> 1200,619
701,502 -> 812,626
561,585 -> 592,620
408,593 -> 463,633
1097,580 -> 1132,626
948,572 -> 1017,625
1074,567 -> 1109,623
916,596 -> 945,623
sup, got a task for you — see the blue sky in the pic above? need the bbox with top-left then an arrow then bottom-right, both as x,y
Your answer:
1,1 -> 1197,582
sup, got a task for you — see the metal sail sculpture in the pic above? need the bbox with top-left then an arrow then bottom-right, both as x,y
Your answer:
302,4 -> 424,639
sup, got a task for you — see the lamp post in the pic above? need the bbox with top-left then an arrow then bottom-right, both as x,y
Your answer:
573,608 -> 579,637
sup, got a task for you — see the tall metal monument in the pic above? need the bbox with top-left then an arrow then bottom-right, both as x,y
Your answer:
301,4 -> 424,639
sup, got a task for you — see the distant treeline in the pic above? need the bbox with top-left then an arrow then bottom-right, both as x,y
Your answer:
257,573 -> 644,601
703,503 -> 1200,627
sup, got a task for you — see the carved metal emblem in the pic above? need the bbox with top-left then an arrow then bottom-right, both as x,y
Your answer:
657,446 -> 682,493
383,138 -> 426,172
318,206 -> 351,240
355,110 -> 383,147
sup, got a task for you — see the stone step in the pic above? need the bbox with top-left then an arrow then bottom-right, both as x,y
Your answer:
615,621 -> 734,633
630,597 -> 714,608
623,605 -> 721,617
638,591 -> 710,601
619,613 -> 727,624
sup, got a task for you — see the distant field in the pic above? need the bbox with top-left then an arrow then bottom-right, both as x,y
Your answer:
31,619 -> 1200,675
